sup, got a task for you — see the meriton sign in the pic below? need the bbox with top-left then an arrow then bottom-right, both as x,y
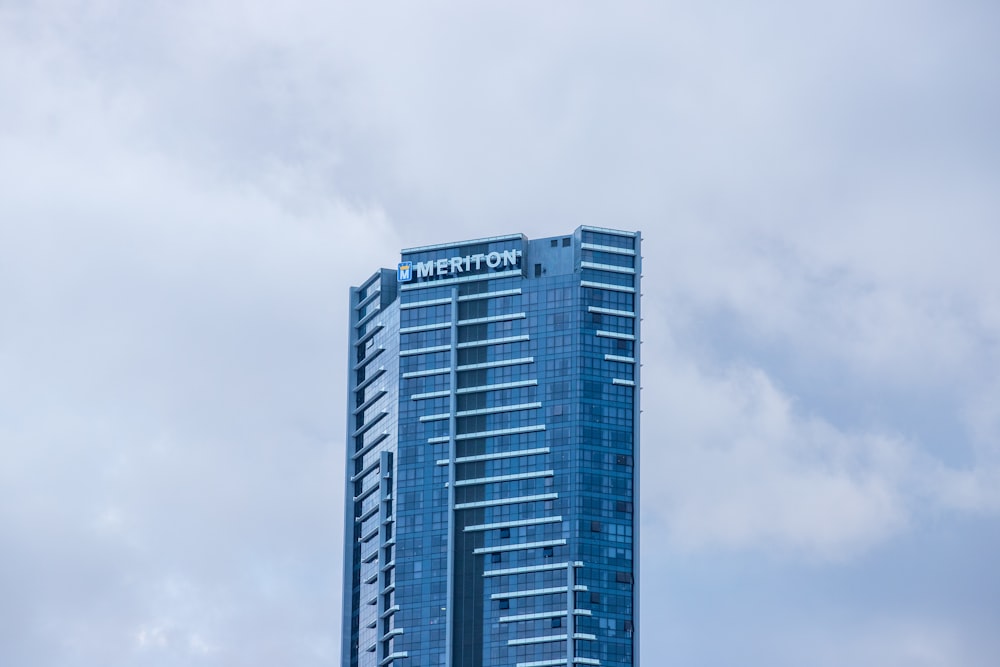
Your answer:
397,249 -> 521,283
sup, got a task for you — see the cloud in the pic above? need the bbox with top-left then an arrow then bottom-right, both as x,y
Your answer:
2,0 -> 999,665
641,295 -> 1000,559
784,615 -> 997,667
0,23 -> 403,659
642,337 -> 909,558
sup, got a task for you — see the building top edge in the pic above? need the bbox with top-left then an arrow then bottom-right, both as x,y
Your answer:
578,225 -> 640,237
353,269 -> 383,292
402,233 -> 527,254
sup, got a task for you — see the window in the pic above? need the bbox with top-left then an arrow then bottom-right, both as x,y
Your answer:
591,521 -> 602,533
491,553 -> 502,563
459,300 -> 487,320
499,599 -> 509,610
459,280 -> 487,296
534,263 -> 543,277
458,324 -> 486,343
543,546 -> 554,558
590,592 -> 601,604
457,347 -> 487,366
551,617 -> 562,628
550,239 -> 558,247
562,237 -> 571,246
499,527 -> 510,538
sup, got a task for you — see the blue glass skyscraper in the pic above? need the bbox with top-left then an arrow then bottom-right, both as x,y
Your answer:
342,227 -> 641,667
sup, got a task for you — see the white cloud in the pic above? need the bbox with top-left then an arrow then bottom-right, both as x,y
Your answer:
135,625 -> 169,650
786,616 -> 996,667
643,342 -> 909,558
2,0 -> 999,665
641,296 -> 1000,558
0,24 -> 397,660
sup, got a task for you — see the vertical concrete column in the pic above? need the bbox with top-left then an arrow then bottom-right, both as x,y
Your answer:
444,287 -> 459,667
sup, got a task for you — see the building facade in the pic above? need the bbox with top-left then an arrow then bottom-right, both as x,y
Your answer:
342,227 -> 641,667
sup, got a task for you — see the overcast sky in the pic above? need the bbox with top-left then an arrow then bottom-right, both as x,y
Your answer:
2,1 -> 999,665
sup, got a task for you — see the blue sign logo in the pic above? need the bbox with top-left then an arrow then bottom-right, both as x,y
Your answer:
397,261 -> 413,282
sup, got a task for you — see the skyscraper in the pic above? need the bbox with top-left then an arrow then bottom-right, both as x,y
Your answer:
342,227 -> 640,667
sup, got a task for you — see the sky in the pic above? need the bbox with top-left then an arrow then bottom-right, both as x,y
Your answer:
1,1 -> 999,665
